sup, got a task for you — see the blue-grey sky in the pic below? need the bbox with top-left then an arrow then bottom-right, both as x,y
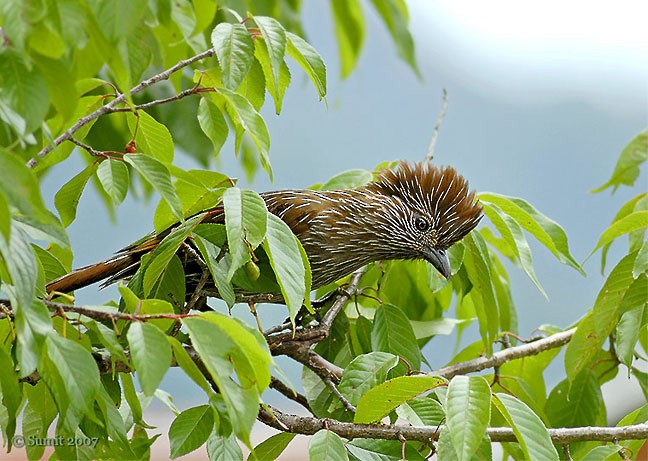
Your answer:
42,0 -> 647,436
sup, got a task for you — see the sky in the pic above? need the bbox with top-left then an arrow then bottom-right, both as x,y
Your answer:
41,0 -> 647,452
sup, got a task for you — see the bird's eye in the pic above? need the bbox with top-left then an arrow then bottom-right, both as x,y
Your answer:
414,216 -> 429,232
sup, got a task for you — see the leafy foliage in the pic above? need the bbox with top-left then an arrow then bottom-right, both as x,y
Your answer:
0,1 -> 646,460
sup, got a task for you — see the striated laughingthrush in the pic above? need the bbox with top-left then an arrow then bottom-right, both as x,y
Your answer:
46,162 -> 483,299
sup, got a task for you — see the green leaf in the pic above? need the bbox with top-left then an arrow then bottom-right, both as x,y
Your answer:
616,302 -> 647,368
193,233 -> 236,307
254,39 -> 290,114
183,313 -> 271,446
34,55 -> 77,123
127,322 -> 172,396
222,187 -> 267,281
0,51 -> 49,134
565,251 -> 638,380
633,238 -> 648,278
207,432 -> 243,461
0,345 -> 21,446
22,382 -> 58,460
0,192 -> 9,242
308,430 -> 349,461
142,213 -> 205,296
334,352 -> 399,412
13,300 -> 52,378
463,232 -> 499,352
237,58 -> 266,111
0,153 -> 52,223
286,32 -> 327,99
493,393 -> 558,461
592,129 -> 648,193
0,221 -> 38,312
483,203 -> 546,298
91,0 -> 147,43
95,386 -> 134,456
128,110 -> 175,163
84,316 -> 129,364
368,0 -> 419,75
262,214 -> 309,323
545,370 -> 604,428
445,375 -> 491,461
211,22 -> 255,90
410,318 -> 472,339
478,193 -> 583,274
198,98 -> 229,156
39,333 -> 101,433
252,16 -> 287,112
97,159 -> 129,205
371,304 -> 421,376
589,211 -> 648,257
217,88 -> 272,177
168,337 -> 213,395
396,396 -> 445,426
54,163 -> 98,227
124,153 -> 184,223
153,169 -> 230,232
249,432 -> 297,461
347,438 -> 426,460
599,193 -> 647,273
194,230 -> 236,308
169,405 -> 214,459
330,0 -> 365,78
354,375 -> 446,423
320,169 -> 372,190
580,445 -> 623,461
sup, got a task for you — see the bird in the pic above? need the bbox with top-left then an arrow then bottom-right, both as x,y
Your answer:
46,162 -> 483,301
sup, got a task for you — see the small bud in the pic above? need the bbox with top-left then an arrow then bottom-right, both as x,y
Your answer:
245,260 -> 260,281
125,140 -> 137,153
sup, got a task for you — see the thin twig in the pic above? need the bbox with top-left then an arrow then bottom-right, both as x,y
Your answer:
41,300 -> 197,323
433,327 -> 576,378
266,269 -> 365,347
28,49 -> 216,168
270,376 -> 312,413
323,376 -> 356,413
108,86 -> 217,113
274,341 -> 344,382
258,405 -> 648,444
424,89 -> 449,163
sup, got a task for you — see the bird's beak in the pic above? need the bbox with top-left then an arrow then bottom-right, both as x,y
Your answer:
422,247 -> 451,279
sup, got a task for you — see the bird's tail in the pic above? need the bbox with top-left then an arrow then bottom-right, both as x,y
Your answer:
45,236 -> 161,295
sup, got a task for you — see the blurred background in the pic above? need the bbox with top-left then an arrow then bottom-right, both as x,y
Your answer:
40,0 -> 648,457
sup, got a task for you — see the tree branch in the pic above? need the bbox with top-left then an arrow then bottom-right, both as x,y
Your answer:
258,405 -> 648,444
269,376 -> 311,413
433,328 -> 576,379
43,300 -> 197,323
266,269 -> 365,348
424,88 -> 449,163
27,49 -> 215,168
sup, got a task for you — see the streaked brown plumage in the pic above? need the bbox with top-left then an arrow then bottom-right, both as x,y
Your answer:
46,162 -> 482,299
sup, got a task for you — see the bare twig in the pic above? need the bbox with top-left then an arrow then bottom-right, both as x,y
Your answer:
433,328 -> 576,378
258,405 -> 648,444
275,341 -> 344,382
42,300 -> 197,323
108,86 -> 216,113
270,376 -> 311,413
266,269 -> 365,347
424,89 -> 448,163
323,376 -> 356,413
28,49 -> 216,168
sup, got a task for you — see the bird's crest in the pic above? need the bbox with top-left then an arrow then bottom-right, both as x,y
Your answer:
368,161 -> 483,247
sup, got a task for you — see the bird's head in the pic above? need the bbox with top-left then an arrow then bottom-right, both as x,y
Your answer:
364,162 -> 483,278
